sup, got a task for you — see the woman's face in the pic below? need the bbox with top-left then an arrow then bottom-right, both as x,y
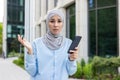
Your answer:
48,15 -> 63,35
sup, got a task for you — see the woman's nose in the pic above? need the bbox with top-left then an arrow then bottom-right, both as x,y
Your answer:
54,22 -> 59,26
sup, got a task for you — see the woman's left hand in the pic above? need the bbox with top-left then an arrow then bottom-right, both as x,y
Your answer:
69,47 -> 79,61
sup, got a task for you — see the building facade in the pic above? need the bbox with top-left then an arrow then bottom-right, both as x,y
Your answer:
24,0 -> 119,61
3,0 -> 25,57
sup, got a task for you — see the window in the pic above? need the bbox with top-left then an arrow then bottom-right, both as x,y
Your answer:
19,0 -> 23,6
7,25 -> 12,33
88,0 -> 117,57
20,11 -> 23,22
66,4 -> 76,39
7,0 -> 25,54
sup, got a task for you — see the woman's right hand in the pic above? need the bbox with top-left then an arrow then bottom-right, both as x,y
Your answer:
18,34 -> 33,54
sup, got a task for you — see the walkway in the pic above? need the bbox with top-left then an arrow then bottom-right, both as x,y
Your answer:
0,57 -> 79,80
0,57 -> 30,80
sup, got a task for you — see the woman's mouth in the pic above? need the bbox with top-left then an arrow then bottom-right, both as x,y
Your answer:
53,29 -> 59,31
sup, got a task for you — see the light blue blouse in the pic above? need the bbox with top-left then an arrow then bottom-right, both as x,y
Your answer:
25,37 -> 77,80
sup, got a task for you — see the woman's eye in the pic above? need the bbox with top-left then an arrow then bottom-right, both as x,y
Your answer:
58,20 -> 62,23
50,20 -> 62,23
50,21 -> 54,23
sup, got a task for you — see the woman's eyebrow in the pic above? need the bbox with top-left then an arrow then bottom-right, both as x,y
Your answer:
58,19 -> 62,20
50,18 -> 55,20
50,18 -> 61,20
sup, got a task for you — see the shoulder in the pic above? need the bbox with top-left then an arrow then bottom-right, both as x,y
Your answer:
32,37 -> 43,44
65,38 -> 71,41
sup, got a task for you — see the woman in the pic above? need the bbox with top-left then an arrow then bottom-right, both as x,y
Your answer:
18,9 -> 78,80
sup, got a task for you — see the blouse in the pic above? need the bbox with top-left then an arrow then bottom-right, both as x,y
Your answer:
25,37 -> 77,80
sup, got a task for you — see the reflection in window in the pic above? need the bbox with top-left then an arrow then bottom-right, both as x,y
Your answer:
7,25 -> 12,33
13,34 -> 16,38
89,0 -> 95,9
20,11 -> 23,22
20,0 -> 23,6
7,0 -> 25,54
66,4 -> 76,40
7,34 -> 11,38
88,0 -> 117,57
97,0 -> 116,7
89,0 -> 93,8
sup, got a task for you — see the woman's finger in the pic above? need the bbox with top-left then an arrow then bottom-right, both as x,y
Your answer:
69,51 -> 78,60
18,34 -> 24,44
69,50 -> 78,54
75,47 -> 78,50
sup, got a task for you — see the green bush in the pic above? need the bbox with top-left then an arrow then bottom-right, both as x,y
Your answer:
13,54 -> 24,69
92,56 -> 120,79
8,50 -> 21,57
70,62 -> 83,78
70,56 -> 120,79
19,53 -> 24,61
83,63 -> 93,79
71,59 -> 93,79
81,58 -> 85,68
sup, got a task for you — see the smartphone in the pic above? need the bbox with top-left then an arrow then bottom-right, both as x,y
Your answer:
68,36 -> 82,53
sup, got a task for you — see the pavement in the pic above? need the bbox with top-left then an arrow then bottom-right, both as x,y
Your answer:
0,57 -> 30,80
0,57 -> 80,80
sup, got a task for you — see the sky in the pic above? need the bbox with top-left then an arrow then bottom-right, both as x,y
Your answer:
0,0 -> 4,22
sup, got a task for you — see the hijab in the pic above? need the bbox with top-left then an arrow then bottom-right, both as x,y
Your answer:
42,9 -> 65,50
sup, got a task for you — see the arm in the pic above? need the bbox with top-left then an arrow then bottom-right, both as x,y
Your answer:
25,42 -> 38,77
66,59 -> 77,75
66,47 -> 78,75
17,35 -> 38,76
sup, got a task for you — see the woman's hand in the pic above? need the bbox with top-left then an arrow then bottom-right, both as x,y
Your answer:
17,34 -> 33,54
69,47 -> 79,61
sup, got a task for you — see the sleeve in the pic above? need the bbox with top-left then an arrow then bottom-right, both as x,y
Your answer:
66,58 -> 77,76
25,42 -> 38,77
65,39 -> 77,75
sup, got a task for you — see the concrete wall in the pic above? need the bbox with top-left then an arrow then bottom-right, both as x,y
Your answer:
3,0 -> 7,58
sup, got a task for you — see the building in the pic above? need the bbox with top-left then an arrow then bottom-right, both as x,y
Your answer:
25,0 -> 119,61
3,0 -> 25,57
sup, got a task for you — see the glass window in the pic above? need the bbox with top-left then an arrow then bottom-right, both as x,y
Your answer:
8,0 -> 11,4
20,0 -> 23,6
12,0 -> 17,5
7,25 -> 12,33
7,9 -> 10,21
66,4 -> 76,40
97,7 -> 117,56
20,11 -> 23,22
17,25 -> 23,29
7,34 -> 11,38
88,0 -> 117,57
12,8 -> 17,21
97,0 -> 116,7
89,0 -> 96,9
89,11 -> 96,56
7,0 -> 25,54
13,34 -> 16,38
